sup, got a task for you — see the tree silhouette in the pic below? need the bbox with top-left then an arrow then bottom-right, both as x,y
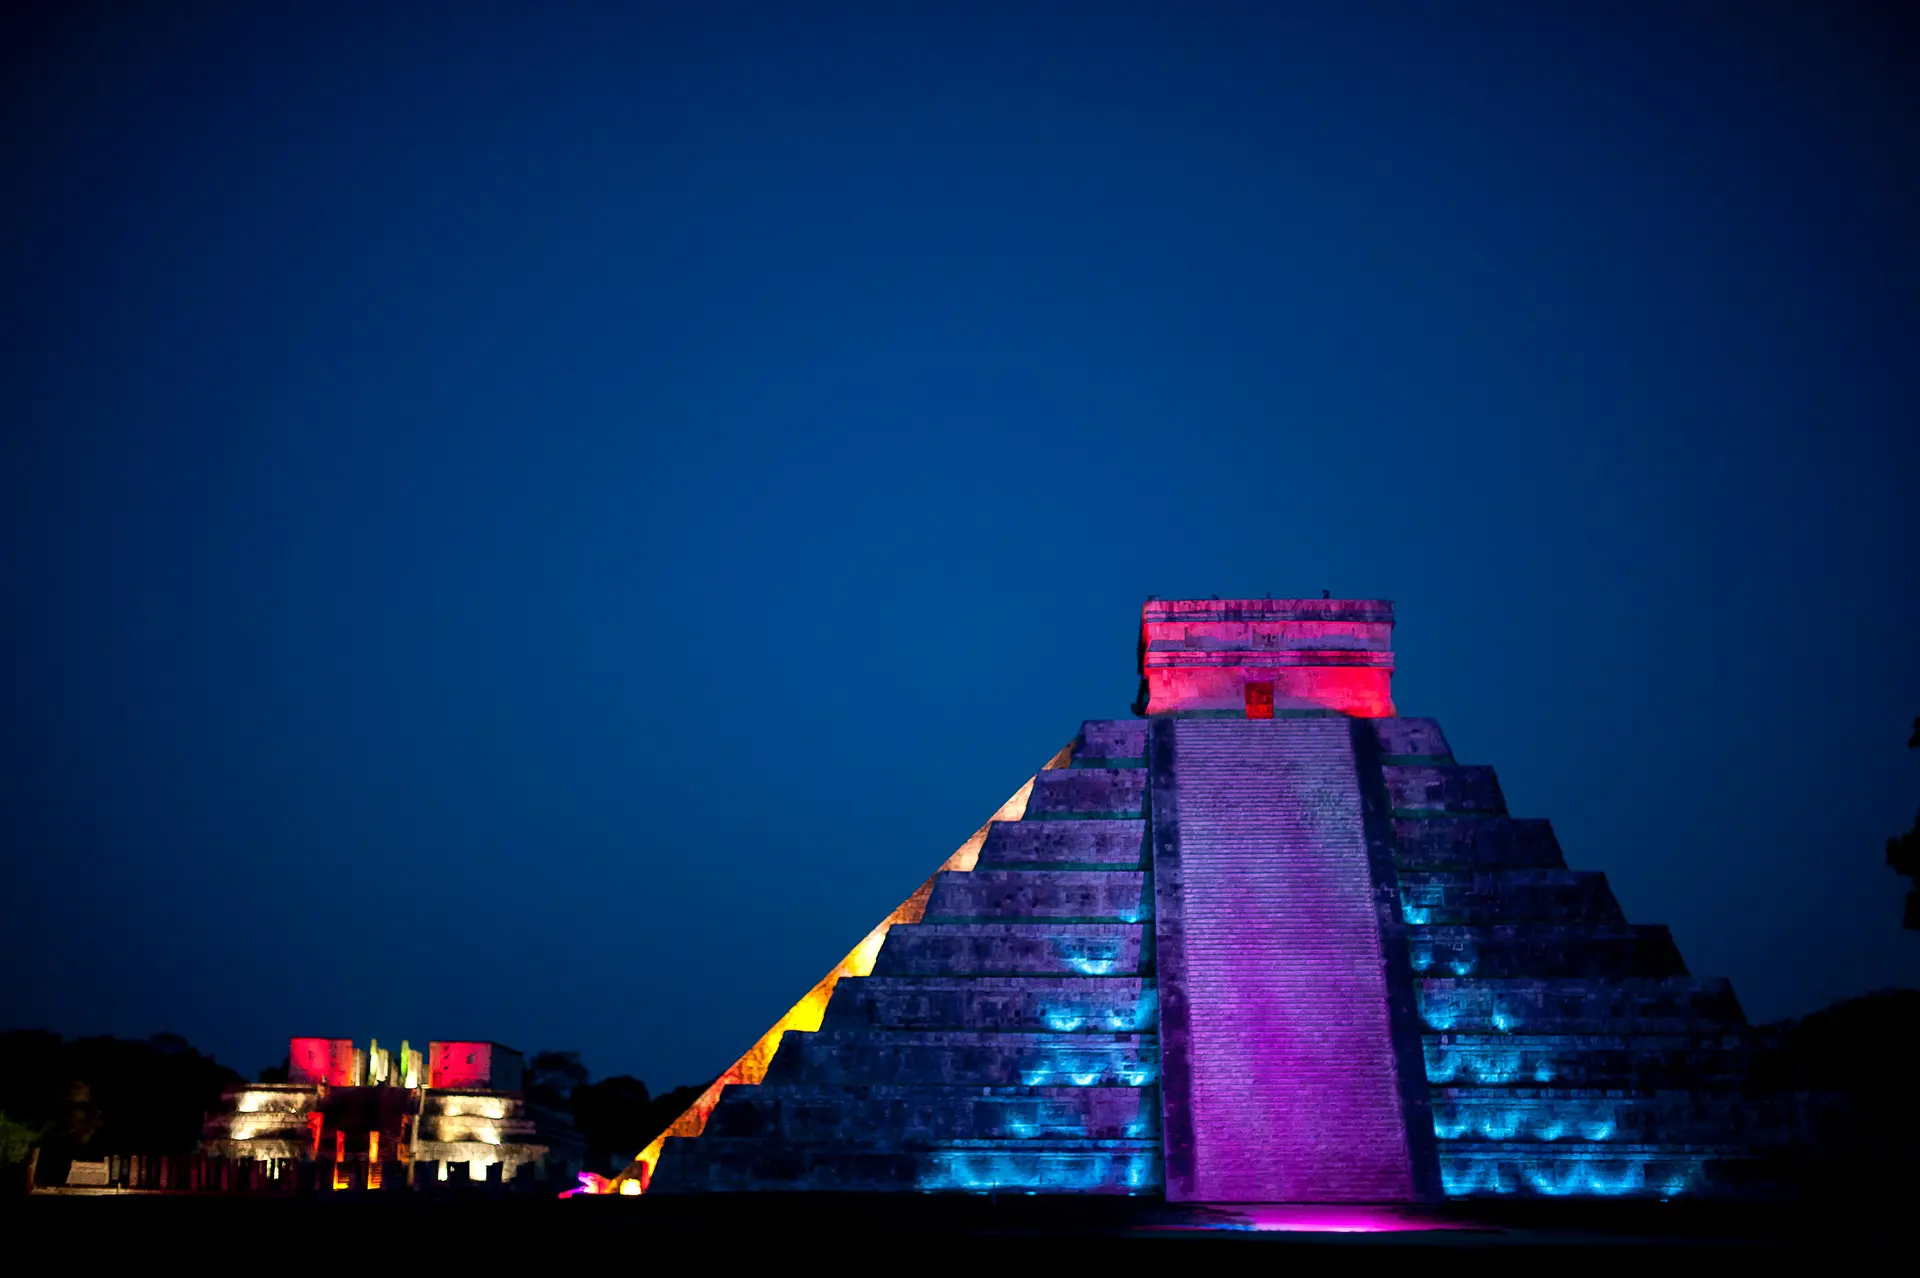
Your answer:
1888,716 -> 1920,931
525,1050 -> 590,1112
571,1074 -> 654,1173
0,1030 -> 240,1182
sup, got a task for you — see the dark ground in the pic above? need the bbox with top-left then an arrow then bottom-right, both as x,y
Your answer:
5,1192 -> 1900,1261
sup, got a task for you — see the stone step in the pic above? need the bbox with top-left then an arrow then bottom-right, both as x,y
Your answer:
1406,925 -> 1689,980
923,870 -> 1150,922
1437,1145 -> 1730,1198
1398,870 -> 1624,925
764,1029 -> 1160,1088
648,1139 -> 917,1192
1393,817 -> 1566,870
1024,769 -> 1147,818
1074,719 -> 1147,763
1414,977 -> 1745,1034
977,819 -> 1146,867
651,1138 -> 1161,1193
822,976 -> 1157,1033
1384,765 -> 1508,815
918,1143 -> 1162,1192
1374,717 -> 1454,760
872,922 -> 1149,976
1429,1090 -> 1762,1145
1422,1035 -> 1747,1090
700,1084 -> 1161,1143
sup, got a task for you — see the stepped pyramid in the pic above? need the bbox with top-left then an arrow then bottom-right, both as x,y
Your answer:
618,599 -> 1752,1199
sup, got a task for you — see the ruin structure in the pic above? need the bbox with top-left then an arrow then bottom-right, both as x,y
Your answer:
201,1037 -> 582,1188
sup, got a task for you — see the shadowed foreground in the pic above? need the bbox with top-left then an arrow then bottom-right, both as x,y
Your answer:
9,1192 -> 1894,1258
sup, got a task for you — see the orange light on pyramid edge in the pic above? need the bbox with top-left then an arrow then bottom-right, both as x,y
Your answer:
602,744 -> 1075,1195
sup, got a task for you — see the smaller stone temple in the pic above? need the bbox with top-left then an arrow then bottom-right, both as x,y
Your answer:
200,1036 -> 583,1188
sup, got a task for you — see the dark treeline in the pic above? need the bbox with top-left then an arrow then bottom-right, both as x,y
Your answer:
0,1030 -> 242,1183
523,1049 -> 711,1174
1748,988 -> 1920,1190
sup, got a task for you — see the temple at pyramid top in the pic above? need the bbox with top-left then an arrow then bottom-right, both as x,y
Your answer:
1140,597 -> 1397,717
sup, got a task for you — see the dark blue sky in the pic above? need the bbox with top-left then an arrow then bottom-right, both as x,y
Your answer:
3,3 -> 1915,1089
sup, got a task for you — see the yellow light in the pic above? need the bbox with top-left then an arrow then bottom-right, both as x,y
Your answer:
611,746 -> 1073,1193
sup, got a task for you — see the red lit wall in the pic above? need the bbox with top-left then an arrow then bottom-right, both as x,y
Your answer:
1145,666 -> 1394,718
428,1041 -> 511,1089
289,1038 -> 356,1086
1141,599 -> 1396,718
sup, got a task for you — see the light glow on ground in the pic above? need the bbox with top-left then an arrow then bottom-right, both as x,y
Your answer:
1154,1204 -> 1490,1234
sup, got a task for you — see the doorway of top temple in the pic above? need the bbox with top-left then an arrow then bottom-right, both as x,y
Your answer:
1245,681 -> 1274,719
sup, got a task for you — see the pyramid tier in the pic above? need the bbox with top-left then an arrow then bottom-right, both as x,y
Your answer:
1384,764 -> 1508,814
652,1137 -> 1161,1193
1397,870 -> 1624,925
1414,977 -> 1743,1034
1438,1145 -> 1735,1198
1403,925 -> 1688,979
1420,1034 -> 1746,1089
1430,1089 -> 1758,1145
1023,768 -> 1146,818
975,819 -> 1146,868
923,870 -> 1150,922
763,1029 -> 1160,1088
699,1084 -> 1161,1143
1392,817 -> 1567,870
822,976 -> 1157,1033
870,923 -> 1150,977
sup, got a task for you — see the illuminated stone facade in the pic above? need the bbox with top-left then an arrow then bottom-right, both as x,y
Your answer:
619,600 -> 1753,1199
201,1038 -> 580,1186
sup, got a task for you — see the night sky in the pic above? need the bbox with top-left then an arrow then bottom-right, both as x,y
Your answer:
3,3 -> 1915,1091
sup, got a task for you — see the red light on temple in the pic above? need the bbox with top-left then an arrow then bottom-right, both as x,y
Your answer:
427,1041 -> 496,1089
1245,681 -> 1275,718
1139,599 -> 1397,718
289,1037 -> 356,1086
